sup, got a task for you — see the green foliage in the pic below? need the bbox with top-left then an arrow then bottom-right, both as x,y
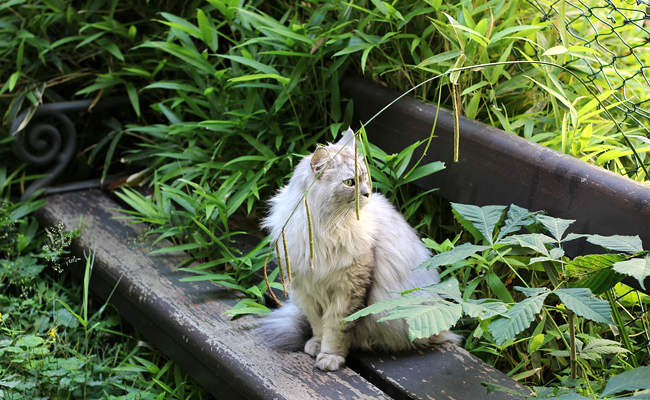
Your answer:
351,202 -> 649,395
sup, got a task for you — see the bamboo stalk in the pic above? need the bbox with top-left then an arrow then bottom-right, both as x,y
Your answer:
568,309 -> 577,380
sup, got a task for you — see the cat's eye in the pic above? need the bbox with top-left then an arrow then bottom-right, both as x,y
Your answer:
343,179 -> 355,187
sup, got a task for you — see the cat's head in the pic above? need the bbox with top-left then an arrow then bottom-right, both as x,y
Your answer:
308,128 -> 371,211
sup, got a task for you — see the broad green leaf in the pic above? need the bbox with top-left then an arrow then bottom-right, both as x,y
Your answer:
496,204 -> 536,242
343,295 -> 431,322
461,299 -> 508,319
586,234 -> 644,254
379,302 -> 462,340
601,366 -> 650,396
506,233 -> 555,256
488,289 -> 550,345
416,243 -> 489,270
582,339 -> 628,355
421,277 -> 462,299
565,253 -> 627,294
451,203 -> 506,244
613,258 -> 650,290
536,215 -> 575,242
16,335 -> 44,348
554,288 -> 613,324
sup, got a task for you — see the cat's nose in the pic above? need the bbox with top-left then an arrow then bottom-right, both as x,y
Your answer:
360,188 -> 370,198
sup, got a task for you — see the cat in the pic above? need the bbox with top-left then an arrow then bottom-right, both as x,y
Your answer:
259,128 -> 461,371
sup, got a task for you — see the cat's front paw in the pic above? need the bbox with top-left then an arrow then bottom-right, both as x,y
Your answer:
316,353 -> 345,371
304,337 -> 321,357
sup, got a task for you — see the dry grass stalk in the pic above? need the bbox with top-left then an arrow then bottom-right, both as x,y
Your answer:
262,249 -> 283,307
354,135 -> 360,220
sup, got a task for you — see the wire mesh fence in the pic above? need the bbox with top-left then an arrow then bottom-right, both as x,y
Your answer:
530,0 -> 650,177
530,0 -> 650,365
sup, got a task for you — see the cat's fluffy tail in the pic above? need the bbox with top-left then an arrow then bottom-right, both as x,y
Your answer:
257,301 -> 311,351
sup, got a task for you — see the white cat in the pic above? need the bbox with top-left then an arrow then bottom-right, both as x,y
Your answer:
260,128 -> 461,371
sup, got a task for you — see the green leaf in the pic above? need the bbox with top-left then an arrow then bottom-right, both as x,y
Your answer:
506,233 -> 555,256
451,203 -> 506,245
461,299 -> 508,319
565,253 -> 627,294
496,204 -> 536,242
417,50 -> 462,67
416,243 -> 489,270
613,258 -> 650,290
124,82 -> 140,117
421,277 -> 462,299
542,45 -> 568,56
16,335 -> 44,348
229,73 -> 290,85
223,299 -> 271,317
343,295 -> 431,322
197,9 -> 218,51
486,271 -> 514,303
488,288 -> 550,345
536,215 -> 575,242
554,288 -> 613,324
379,302 -> 462,340
586,234 -> 644,254
601,366 -> 650,397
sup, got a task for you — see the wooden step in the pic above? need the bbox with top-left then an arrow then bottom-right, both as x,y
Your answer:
36,189 -> 527,400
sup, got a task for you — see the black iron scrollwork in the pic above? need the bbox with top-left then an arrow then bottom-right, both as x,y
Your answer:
10,98 -> 126,201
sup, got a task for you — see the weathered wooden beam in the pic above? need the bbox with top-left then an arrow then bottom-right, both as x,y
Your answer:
37,189 -> 528,400
36,190 -> 391,400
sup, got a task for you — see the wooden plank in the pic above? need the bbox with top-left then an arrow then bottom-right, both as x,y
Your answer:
36,189 -> 392,400
349,347 -> 527,400
342,76 -> 650,291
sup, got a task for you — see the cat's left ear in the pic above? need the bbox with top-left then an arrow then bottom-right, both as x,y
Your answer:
335,127 -> 356,149
311,146 -> 331,176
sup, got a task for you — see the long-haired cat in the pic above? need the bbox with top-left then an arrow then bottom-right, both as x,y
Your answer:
260,128 -> 461,371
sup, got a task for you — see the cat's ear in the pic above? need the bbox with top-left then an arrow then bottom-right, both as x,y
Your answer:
311,146 -> 331,176
335,127 -> 356,149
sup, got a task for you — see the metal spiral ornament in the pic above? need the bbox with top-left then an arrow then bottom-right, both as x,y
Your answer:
10,101 -> 86,201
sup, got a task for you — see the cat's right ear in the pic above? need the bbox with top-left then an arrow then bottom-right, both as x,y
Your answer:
311,146 -> 331,176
